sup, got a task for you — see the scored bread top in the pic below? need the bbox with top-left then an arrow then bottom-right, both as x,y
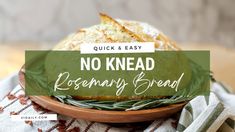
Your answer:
54,13 -> 180,50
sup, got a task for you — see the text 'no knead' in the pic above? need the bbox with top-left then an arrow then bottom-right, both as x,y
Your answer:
81,57 -> 155,71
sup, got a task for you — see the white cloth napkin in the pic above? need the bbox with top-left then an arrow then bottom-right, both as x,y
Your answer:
0,73 -> 18,100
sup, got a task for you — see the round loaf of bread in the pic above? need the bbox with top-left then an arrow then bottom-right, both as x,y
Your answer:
54,13 -> 180,51
51,13 -> 186,101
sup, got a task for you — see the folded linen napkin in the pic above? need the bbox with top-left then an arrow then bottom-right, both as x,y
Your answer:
0,73 -> 235,132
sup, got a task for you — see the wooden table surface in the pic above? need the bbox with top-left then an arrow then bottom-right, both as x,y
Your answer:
1,43 -> 235,92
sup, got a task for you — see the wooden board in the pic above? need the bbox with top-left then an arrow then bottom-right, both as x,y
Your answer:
18,67 -> 185,123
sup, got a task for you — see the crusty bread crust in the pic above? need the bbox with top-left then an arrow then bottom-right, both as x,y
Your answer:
54,13 -> 180,51
99,13 -> 145,42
